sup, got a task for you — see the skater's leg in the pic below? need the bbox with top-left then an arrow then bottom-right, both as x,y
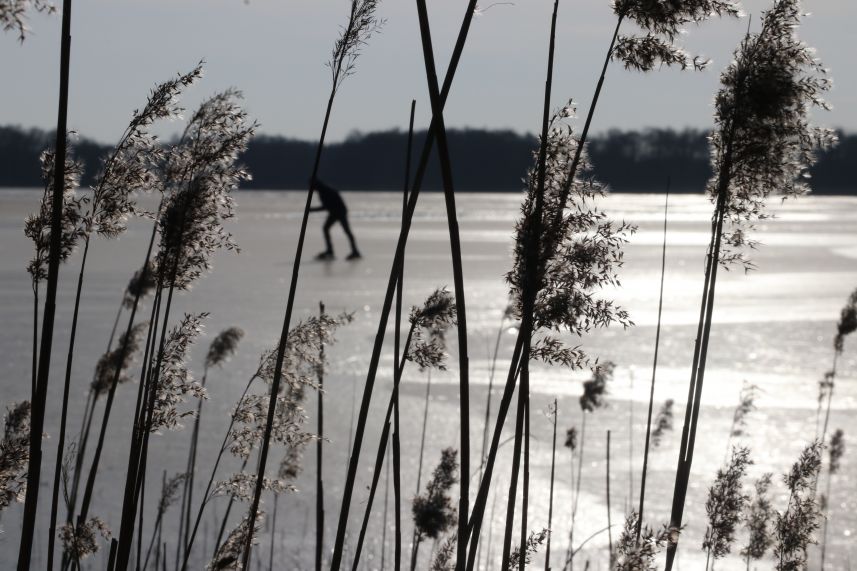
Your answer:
317,214 -> 335,259
340,214 -> 361,259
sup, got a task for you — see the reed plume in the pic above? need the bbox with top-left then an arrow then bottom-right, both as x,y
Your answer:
208,512 -> 263,571
0,401 -> 30,512
58,517 -> 111,563
412,448 -> 459,566
613,512 -> 672,571
818,287 -> 856,446
665,3 -> 834,565
650,399 -> 674,447
143,472 -> 186,570
774,440 -> 823,570
742,473 -> 774,568
507,529 -> 549,570
0,0 -> 54,41
702,446 -> 752,568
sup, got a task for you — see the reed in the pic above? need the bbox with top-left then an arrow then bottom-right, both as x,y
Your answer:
142,472 -> 185,570
819,429 -> 845,569
0,0 -> 55,41
468,0 -> 737,562
412,448 -> 459,569
702,446 -> 752,569
0,402 -> 31,513
636,186 -> 668,543
331,4 -> 480,567
606,431 -> 613,567
665,3 -> 835,565
315,303 -> 327,571
741,473 -> 774,569
818,288 -> 856,446
16,0 -> 75,560
775,441 -> 823,570
545,400 -> 558,571
243,3 -> 382,566
178,326 -> 243,567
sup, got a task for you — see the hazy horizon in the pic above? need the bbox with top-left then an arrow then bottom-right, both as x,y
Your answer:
2,0 -> 855,144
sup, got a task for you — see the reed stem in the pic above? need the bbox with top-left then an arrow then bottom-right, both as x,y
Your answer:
545,399 -> 557,571
316,302 -> 326,571
636,184 -> 669,543
17,0 -> 73,566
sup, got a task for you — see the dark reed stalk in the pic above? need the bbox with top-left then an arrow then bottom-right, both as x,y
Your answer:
242,3 -> 382,566
412,4 -> 473,567
411,368 -> 432,570
351,419 -> 392,570
469,1 -> 737,561
382,447 -> 391,571
665,4 -> 833,565
390,99 -> 416,571
606,431 -> 613,567
636,183 -> 669,543
820,428 -> 844,570
501,373 -> 527,570
269,492 -> 279,571
819,288 -> 856,446
17,0 -> 72,566
331,4 -> 479,569
316,302 -> 326,571
518,380 -> 531,571
545,401 -> 557,571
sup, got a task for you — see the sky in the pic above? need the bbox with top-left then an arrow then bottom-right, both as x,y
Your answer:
1,0 -> 855,144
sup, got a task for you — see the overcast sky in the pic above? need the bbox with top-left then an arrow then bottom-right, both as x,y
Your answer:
2,0 -> 854,143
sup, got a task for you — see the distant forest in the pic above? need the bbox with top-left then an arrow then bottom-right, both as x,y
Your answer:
1,125 -> 854,193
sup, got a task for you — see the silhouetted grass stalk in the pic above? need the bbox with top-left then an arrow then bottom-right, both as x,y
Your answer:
545,400 -> 557,571
316,302 -> 326,571
243,3 -> 382,566
330,3 -> 479,568
17,0 -> 72,566
636,185 -> 669,543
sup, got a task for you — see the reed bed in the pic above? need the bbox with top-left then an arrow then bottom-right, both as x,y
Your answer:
2,1 -> 854,570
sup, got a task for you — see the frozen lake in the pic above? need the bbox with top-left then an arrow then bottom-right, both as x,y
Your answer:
0,189 -> 855,569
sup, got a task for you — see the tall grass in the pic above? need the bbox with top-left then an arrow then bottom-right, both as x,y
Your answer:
243,2 -> 382,566
664,3 -> 835,565
17,0 -> 74,564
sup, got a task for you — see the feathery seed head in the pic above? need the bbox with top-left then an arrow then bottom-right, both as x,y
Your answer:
615,512 -> 673,570
828,429 -> 844,475
207,511 -> 263,570
0,401 -> 30,510
91,322 -> 148,397
0,0 -> 55,42
328,0 -> 384,92
742,473 -> 775,561
652,398 -> 675,447
834,287 -> 857,354
564,426 -> 578,451
58,517 -> 111,562
702,446 -> 753,559
579,361 -> 615,412
774,440 -> 823,569
412,448 -> 458,539
123,262 -> 158,308
206,326 -> 245,369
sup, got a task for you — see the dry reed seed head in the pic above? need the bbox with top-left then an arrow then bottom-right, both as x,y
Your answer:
207,511 -> 263,571
429,534 -> 457,571
774,440 -> 823,570
212,473 -> 294,503
408,288 -> 457,371
328,0 -> 384,92
564,426 -> 577,451
730,381 -> 758,438
0,0 -> 55,41
0,401 -> 30,511
82,64 -> 205,239
157,472 -> 187,516
58,517 -> 111,562
412,447 -> 458,539
708,0 -> 836,270
817,369 -> 834,406
507,529 -> 550,570
742,473 -> 775,561
91,322 -> 148,398
206,326 -> 245,369
702,446 -> 753,559
228,391 -> 315,461
613,0 -> 740,40
834,287 -> 857,354
149,312 -> 208,432
507,106 -> 634,363
579,360 -> 615,412
614,511 -> 672,571
123,261 -> 158,308
156,89 -> 255,290
828,429 -> 844,475
277,443 -> 304,480
613,34 -> 708,72
651,398 -> 674,447
24,148 -> 85,284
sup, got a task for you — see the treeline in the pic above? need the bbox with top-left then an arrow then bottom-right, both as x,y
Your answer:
1,124 -> 854,193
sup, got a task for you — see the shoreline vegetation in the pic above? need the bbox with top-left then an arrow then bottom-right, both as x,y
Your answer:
1,125 -> 855,194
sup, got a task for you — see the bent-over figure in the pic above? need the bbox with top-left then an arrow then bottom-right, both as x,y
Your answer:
309,178 -> 361,260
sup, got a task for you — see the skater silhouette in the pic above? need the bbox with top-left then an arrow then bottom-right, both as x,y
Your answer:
309,177 -> 361,260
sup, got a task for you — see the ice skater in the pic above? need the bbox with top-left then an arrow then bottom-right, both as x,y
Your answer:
309,177 -> 361,260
